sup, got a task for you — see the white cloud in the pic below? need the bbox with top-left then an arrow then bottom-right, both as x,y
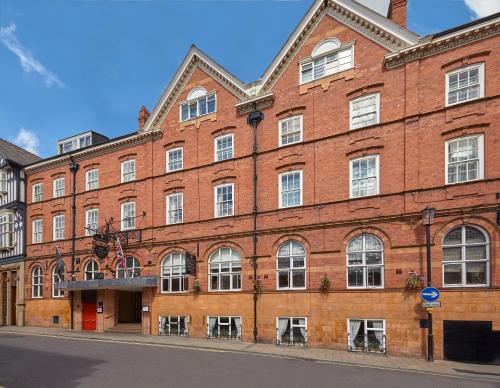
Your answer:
11,128 -> 40,155
464,0 -> 500,18
0,23 -> 65,88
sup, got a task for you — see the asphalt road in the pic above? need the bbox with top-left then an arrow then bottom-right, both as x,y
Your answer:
0,333 -> 498,388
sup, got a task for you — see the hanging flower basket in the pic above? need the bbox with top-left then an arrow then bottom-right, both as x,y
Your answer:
192,279 -> 201,293
406,271 -> 420,291
320,274 -> 331,292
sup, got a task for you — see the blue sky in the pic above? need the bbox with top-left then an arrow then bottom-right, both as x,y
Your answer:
0,0 -> 498,158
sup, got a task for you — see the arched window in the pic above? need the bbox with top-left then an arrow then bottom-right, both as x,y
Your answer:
187,87 -> 207,101
116,257 -> 141,279
276,241 -> 306,289
161,252 -> 188,293
347,234 -> 384,288
312,38 -> 341,57
442,225 -> 489,287
32,266 -> 43,298
85,260 -> 99,281
209,248 -> 241,291
52,265 -> 65,298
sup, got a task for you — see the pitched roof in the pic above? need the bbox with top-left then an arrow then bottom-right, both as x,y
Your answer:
0,138 -> 41,167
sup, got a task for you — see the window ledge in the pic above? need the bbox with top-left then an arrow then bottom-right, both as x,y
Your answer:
179,112 -> 217,129
299,67 -> 355,95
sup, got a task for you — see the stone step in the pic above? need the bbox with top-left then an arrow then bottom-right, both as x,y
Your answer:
106,323 -> 142,334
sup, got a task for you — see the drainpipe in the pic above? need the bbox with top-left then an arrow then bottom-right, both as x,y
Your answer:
247,106 -> 263,343
69,157 -> 79,330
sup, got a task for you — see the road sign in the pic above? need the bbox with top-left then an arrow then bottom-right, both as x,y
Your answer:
421,287 -> 440,302
422,301 -> 441,308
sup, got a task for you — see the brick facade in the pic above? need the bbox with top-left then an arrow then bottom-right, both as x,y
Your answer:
23,0 -> 499,361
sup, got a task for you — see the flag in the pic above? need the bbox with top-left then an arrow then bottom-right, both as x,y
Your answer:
55,246 -> 65,278
115,237 -> 127,274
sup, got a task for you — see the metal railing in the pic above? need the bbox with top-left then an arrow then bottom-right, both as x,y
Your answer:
207,325 -> 242,340
347,334 -> 386,354
276,328 -> 308,347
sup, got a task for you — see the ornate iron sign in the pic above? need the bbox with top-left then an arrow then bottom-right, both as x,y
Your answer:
186,253 -> 197,276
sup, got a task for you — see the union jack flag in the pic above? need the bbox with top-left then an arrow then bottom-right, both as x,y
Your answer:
115,237 -> 127,273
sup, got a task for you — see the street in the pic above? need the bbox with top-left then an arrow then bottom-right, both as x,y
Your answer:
0,333 -> 497,388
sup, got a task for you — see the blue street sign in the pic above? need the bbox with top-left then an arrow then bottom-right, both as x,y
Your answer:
421,287 -> 440,302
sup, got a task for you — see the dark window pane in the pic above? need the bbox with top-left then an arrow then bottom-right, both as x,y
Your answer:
278,271 -> 289,288
348,268 -> 363,287
466,262 -> 486,285
292,270 -> 305,288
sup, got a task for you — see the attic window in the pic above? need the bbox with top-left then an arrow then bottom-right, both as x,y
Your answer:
180,88 -> 216,122
300,41 -> 354,84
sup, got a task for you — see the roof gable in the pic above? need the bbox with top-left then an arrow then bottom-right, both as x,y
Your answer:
0,138 -> 40,167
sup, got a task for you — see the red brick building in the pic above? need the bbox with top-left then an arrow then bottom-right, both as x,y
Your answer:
23,0 -> 499,363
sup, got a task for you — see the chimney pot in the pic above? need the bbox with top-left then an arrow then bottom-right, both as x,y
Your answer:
138,105 -> 150,129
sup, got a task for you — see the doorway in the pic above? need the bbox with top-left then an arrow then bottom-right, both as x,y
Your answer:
82,290 -> 97,331
118,291 -> 142,323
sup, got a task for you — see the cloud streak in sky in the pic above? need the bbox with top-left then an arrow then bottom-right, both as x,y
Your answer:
464,0 -> 500,18
0,23 -> 65,88
11,128 -> 40,155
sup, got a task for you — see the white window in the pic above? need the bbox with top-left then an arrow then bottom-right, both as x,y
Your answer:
79,135 -> 91,148
84,260 -> 99,280
32,219 -> 43,244
445,135 -> 484,185
215,134 -> 234,162
347,234 -> 384,289
0,211 -> 14,249
85,209 -> 99,236
166,193 -> 183,225
52,265 -> 65,298
121,202 -> 136,230
116,256 -> 141,278
209,247 -> 241,291
53,178 -> 65,198
446,63 -> 484,106
180,92 -> 216,122
276,241 -> 306,290
161,252 -> 188,293
32,183 -> 43,203
207,316 -> 242,340
442,225 -> 489,287
215,184 -> 234,218
53,215 -> 65,241
276,317 -> 307,346
279,116 -> 303,146
348,319 -> 386,353
350,155 -> 379,198
166,148 -> 183,172
300,45 -> 353,84
121,160 -> 136,183
32,266 -> 43,298
159,316 -> 189,336
0,170 -> 7,194
86,169 -> 99,191
279,171 -> 302,208
350,93 -> 380,130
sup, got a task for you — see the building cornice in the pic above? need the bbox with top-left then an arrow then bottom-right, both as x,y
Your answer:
385,18 -> 500,68
235,92 -> 275,115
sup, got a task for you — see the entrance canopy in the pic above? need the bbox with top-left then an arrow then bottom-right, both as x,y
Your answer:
55,277 -> 158,291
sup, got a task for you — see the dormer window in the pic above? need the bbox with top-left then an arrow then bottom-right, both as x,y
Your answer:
300,39 -> 354,84
180,87 -> 216,122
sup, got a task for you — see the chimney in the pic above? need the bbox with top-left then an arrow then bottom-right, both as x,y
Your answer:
138,105 -> 150,129
388,0 -> 407,28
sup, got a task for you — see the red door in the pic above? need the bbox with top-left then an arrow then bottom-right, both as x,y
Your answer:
82,291 -> 97,331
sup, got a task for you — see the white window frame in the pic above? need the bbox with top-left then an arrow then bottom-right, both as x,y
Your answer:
214,183 -> 234,218
346,234 -> 384,289
32,266 -> 43,298
276,240 -> 307,290
300,43 -> 354,84
208,247 -> 242,292
85,208 -> 99,236
159,316 -> 190,336
207,316 -> 242,340
347,318 -> 386,353
279,115 -> 303,147
0,211 -> 14,249
442,225 -> 490,288
121,202 -> 136,231
116,256 -> 141,278
166,147 -> 183,173
32,219 -> 43,244
32,183 -> 43,203
180,92 -> 217,122
444,134 -> 484,185
166,193 -> 183,225
349,93 -> 380,130
86,169 -> 99,191
160,252 -> 188,293
53,177 -> 65,198
279,170 -> 303,209
84,260 -> 99,280
53,215 -> 65,241
276,317 -> 308,346
0,170 -> 7,194
52,265 -> 65,298
214,134 -> 234,162
121,160 -> 136,183
349,155 -> 380,198
445,63 -> 485,107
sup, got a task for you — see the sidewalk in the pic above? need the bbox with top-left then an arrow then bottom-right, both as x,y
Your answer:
1,326 -> 499,381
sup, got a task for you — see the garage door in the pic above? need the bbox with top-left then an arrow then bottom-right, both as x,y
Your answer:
444,320 -> 500,365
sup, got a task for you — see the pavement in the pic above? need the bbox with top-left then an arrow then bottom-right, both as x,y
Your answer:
0,325 -> 499,386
